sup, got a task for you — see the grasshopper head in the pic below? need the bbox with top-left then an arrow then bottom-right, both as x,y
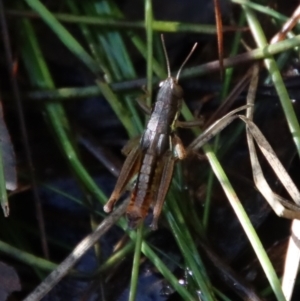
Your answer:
158,77 -> 183,100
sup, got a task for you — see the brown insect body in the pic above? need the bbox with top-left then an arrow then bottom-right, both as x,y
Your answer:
104,37 -> 197,229
126,77 -> 183,228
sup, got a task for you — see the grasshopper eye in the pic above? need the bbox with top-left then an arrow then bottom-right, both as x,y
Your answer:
172,84 -> 183,98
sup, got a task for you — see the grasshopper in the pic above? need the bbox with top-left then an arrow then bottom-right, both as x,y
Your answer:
104,36 -> 197,229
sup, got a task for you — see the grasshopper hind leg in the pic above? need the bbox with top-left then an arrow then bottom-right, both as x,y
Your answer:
151,151 -> 175,230
104,144 -> 142,213
151,134 -> 186,229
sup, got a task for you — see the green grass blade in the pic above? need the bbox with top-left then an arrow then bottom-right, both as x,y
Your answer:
24,0 -> 140,137
0,145 -> 8,216
203,11 -> 246,228
0,240 -> 57,271
242,4 -> 300,159
129,225 -> 144,301
141,241 -> 197,301
206,150 -> 285,301
19,18 -> 107,205
7,10 -> 229,34
145,0 -> 154,107
24,0 -> 100,75
165,192 -> 216,301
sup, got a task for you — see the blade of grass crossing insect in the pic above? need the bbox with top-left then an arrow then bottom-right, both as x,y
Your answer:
129,224 -> 144,301
19,19 -> 107,205
145,0 -> 153,107
128,2 -> 153,298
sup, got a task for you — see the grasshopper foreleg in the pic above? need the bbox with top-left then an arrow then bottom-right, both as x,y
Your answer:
136,98 -> 152,115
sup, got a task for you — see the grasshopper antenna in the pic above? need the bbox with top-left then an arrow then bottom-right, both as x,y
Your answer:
161,34 -> 171,78
176,43 -> 198,82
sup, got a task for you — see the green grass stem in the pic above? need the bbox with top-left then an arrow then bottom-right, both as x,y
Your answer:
129,224 -> 144,301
